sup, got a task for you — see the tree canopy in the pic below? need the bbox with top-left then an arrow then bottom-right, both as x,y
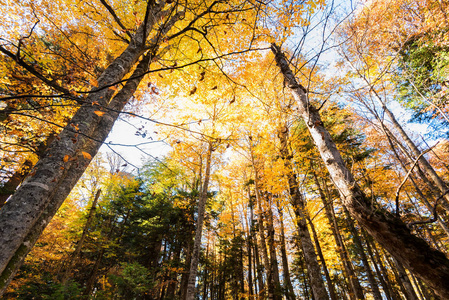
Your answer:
1,0 -> 449,299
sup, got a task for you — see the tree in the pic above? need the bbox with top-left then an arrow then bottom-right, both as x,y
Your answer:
0,0 -> 264,293
271,43 -> 449,299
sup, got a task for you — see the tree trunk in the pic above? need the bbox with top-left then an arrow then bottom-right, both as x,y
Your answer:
377,95 -> 449,208
186,141 -> 213,300
60,189 -> 101,284
306,212 -> 338,300
266,198 -> 282,300
314,172 -> 364,300
271,43 -> 449,299
391,257 -> 419,300
342,207 -> 383,300
278,209 -> 296,300
0,6 -> 180,294
248,139 -> 272,299
362,229 -> 397,300
277,123 -> 329,300
371,240 -> 403,300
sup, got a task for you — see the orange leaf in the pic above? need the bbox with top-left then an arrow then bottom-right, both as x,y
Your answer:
94,111 -> 105,117
90,78 -> 98,87
82,151 -> 92,160
63,155 -> 70,162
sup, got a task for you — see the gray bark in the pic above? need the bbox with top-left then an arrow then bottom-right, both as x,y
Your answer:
271,43 -> 449,299
0,6 -> 180,292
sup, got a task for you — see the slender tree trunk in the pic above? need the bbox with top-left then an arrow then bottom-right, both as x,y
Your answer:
377,96 -> 449,208
247,228 -> 254,299
362,229 -> 396,300
314,173 -> 364,300
60,189 -> 101,284
180,236 -> 193,300
342,207 -> 383,300
254,229 -> 264,299
277,124 -> 329,299
248,139 -> 272,299
306,213 -> 338,300
271,43 -> 449,299
0,8 -> 181,293
278,209 -> 296,300
391,258 -> 419,300
266,198 -> 282,300
371,240 -> 403,300
186,141 -> 213,300
165,246 -> 181,300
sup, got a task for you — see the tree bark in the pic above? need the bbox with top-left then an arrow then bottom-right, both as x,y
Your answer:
278,209 -> 296,300
306,212 -> 338,300
0,5 -> 180,294
266,198 -> 282,300
314,172 -> 364,300
362,229 -> 397,300
271,43 -> 449,299
342,207 -> 383,300
277,123 -> 330,300
186,141 -> 213,300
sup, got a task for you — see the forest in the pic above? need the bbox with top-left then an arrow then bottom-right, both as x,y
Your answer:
0,0 -> 448,299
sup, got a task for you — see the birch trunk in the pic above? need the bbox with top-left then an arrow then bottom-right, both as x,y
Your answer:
271,43 -> 449,299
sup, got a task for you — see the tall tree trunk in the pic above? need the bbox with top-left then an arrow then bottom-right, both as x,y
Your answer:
180,234 -> 193,300
277,124 -> 329,300
378,122 -> 449,237
278,209 -> 296,300
362,229 -> 397,300
314,172 -> 364,300
186,141 -> 213,300
266,198 -> 282,300
254,230 -> 264,299
0,135 -> 55,208
391,257 -> 419,300
0,160 -> 33,208
306,213 -> 338,300
247,227 -> 254,299
0,8 -> 181,294
371,239 -> 404,300
60,189 -> 101,284
248,139 -> 272,299
271,43 -> 449,299
342,207 -> 383,300
375,92 -> 449,208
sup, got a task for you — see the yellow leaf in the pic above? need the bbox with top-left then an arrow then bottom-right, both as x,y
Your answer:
82,151 -> 92,160
94,111 -> 105,117
63,155 -> 70,162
